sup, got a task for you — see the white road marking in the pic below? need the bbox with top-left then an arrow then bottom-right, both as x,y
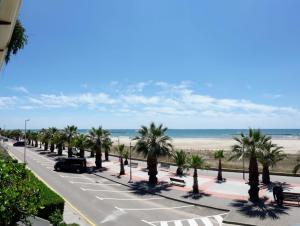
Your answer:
59,175 -> 94,181
187,219 -> 198,226
80,188 -> 135,192
160,221 -> 168,226
213,215 -> 223,225
70,181 -> 120,186
143,213 -> 227,225
174,220 -> 183,226
201,217 -> 213,226
96,196 -> 163,201
115,205 -> 193,212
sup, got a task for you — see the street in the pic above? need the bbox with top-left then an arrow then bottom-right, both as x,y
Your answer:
4,142 -> 227,226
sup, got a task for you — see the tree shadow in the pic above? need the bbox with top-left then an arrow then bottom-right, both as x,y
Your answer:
259,181 -> 293,192
230,197 -> 290,220
214,178 -> 227,184
182,190 -> 211,200
127,180 -> 172,196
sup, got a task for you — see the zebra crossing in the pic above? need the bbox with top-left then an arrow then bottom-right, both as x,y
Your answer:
142,213 -> 227,226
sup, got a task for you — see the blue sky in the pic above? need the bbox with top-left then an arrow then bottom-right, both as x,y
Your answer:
1,0 -> 300,129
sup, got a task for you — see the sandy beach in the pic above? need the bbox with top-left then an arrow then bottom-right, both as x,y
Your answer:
112,137 -> 300,154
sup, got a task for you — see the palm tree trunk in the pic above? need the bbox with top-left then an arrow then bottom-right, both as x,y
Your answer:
120,157 -> 125,175
50,143 -> 55,152
217,158 -> 222,181
105,150 -> 109,161
80,148 -> 85,158
176,167 -> 183,176
262,165 -> 270,184
35,140 -> 38,147
248,152 -> 260,202
95,146 -> 102,169
147,155 -> 158,185
90,150 -> 95,158
57,144 -> 63,156
193,168 -> 199,194
44,142 -> 48,151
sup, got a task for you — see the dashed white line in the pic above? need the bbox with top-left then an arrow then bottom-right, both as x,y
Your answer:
96,196 -> 163,201
115,205 -> 193,212
70,181 -> 120,186
80,188 -> 135,192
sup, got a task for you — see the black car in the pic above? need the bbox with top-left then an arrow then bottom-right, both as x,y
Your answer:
54,157 -> 87,173
13,141 -> 25,147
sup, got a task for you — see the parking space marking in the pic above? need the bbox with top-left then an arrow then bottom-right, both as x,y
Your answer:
96,196 -> 163,201
115,205 -> 193,212
59,175 -> 94,180
80,188 -> 135,192
70,181 -> 120,186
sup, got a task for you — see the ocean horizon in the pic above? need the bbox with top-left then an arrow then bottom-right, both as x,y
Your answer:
74,129 -> 300,139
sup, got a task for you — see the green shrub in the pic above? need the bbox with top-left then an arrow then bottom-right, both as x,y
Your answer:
49,209 -> 63,226
31,172 -> 65,220
0,160 -> 41,225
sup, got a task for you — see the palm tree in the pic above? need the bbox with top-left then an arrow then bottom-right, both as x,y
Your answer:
116,144 -> 126,175
88,126 -> 110,169
188,154 -> 204,194
53,130 -> 67,156
48,127 -> 58,152
103,136 -> 113,161
40,128 -> 51,151
258,142 -> 285,184
231,128 -> 271,201
173,150 -> 188,176
64,125 -> 78,157
124,149 -> 129,165
73,134 -> 90,158
214,150 -> 225,181
31,131 -> 39,147
134,122 -> 173,185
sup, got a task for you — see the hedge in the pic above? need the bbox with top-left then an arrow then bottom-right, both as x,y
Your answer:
29,171 -> 65,220
0,144 -> 65,221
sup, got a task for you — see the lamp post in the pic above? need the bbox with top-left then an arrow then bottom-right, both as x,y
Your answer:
128,141 -> 133,183
24,119 -> 30,164
242,143 -> 245,180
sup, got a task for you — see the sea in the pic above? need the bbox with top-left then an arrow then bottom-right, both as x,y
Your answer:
77,129 -> 300,139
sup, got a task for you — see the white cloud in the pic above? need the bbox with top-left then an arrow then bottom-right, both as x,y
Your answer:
0,96 -> 17,109
11,86 -> 29,94
3,81 -> 300,128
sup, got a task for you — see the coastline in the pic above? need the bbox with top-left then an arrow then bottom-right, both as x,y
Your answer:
112,137 -> 300,154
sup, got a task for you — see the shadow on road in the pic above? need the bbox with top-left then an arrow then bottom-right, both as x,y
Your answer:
182,190 -> 211,200
230,197 -> 290,220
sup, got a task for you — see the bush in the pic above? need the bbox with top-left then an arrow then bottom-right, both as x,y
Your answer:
0,160 -> 41,225
49,210 -> 63,226
32,172 -> 65,220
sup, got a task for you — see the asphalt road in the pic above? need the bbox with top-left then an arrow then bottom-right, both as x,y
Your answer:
4,142 -> 227,226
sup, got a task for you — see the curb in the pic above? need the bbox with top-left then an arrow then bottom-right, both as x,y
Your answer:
91,171 -> 229,212
92,171 -> 262,225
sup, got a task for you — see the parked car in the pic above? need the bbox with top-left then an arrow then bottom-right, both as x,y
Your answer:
13,141 -> 25,147
54,157 -> 87,173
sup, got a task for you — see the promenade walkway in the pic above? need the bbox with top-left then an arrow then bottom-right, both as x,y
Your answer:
86,155 -> 300,226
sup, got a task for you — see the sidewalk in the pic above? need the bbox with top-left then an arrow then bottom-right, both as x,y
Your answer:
88,155 -> 300,226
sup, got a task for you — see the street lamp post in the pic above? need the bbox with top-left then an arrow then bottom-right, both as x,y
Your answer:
24,119 -> 30,164
242,143 -> 245,180
128,141 -> 133,183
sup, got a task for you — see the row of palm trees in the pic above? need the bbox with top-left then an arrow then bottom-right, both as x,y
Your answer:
1,125 -> 300,201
